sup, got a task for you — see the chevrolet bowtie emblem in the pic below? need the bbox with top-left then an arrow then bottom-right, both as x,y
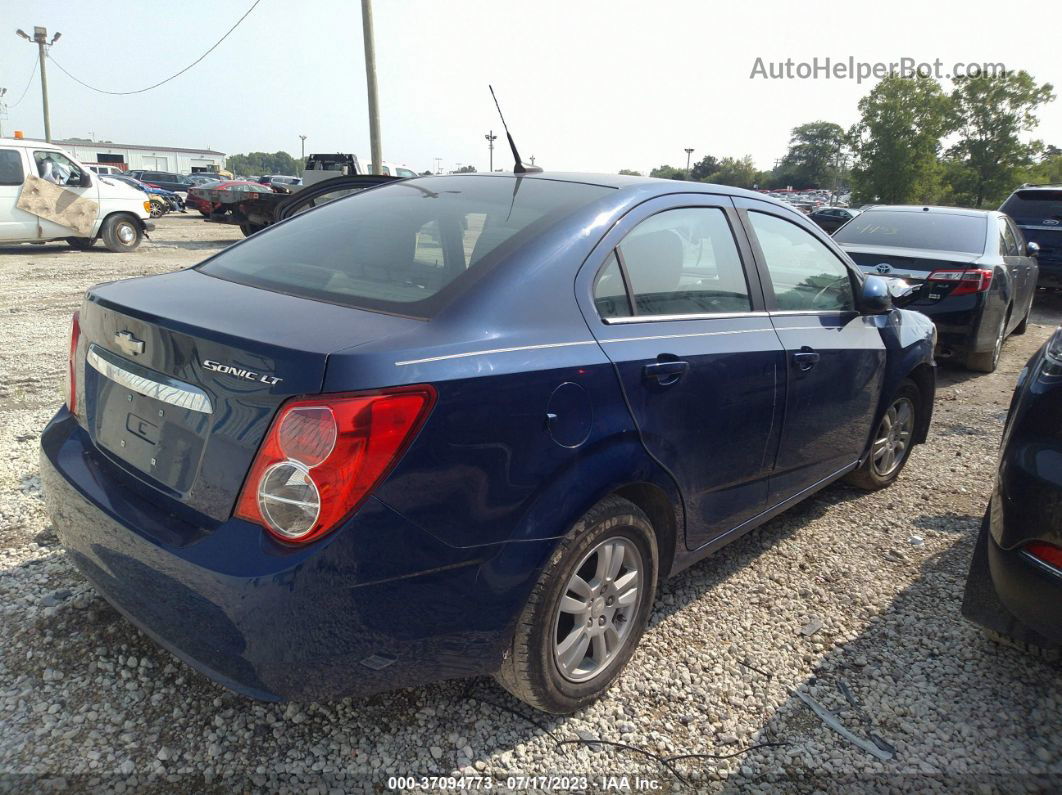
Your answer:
114,330 -> 145,356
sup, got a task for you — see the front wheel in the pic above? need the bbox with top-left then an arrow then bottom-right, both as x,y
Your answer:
149,198 -> 167,218
494,496 -> 658,714
846,379 -> 920,491
100,214 -> 143,253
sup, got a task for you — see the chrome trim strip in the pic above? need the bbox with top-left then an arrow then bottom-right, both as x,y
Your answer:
772,325 -> 845,332
87,346 -> 213,414
600,328 -> 775,343
394,340 -> 597,367
1017,225 -> 1062,232
604,311 -> 769,324
769,310 -> 856,317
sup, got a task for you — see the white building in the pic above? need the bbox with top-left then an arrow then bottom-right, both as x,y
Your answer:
46,138 -> 226,174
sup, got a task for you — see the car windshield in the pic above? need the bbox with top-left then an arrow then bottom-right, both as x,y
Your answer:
199,175 -> 613,316
1000,190 -> 1062,222
833,210 -> 986,254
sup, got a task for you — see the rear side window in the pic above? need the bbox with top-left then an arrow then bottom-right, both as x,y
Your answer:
593,252 -> 631,318
748,211 -> 854,312
834,210 -> 986,254
1001,190 -> 1062,221
199,176 -> 613,317
611,207 -> 751,316
0,149 -> 24,185
998,218 -> 1019,256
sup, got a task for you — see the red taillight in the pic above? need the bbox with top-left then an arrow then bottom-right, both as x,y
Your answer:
927,268 -> 993,296
66,311 -> 81,416
1026,541 -> 1062,570
235,385 -> 436,544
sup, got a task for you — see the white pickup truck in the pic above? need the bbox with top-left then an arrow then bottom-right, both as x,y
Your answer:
0,137 -> 154,252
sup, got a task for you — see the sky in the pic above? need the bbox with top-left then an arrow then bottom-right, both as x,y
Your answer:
2,0 -> 1060,175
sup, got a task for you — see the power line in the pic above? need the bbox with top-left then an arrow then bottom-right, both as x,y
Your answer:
47,0 -> 262,96
8,55 -> 39,108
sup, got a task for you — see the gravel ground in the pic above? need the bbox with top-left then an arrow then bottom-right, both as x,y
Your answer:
1,215 -> 1060,792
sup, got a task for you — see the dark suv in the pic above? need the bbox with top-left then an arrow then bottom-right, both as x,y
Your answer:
1000,184 -> 1062,289
127,170 -> 193,194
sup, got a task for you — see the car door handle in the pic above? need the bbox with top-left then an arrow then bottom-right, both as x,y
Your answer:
792,348 -> 820,372
643,360 -> 689,386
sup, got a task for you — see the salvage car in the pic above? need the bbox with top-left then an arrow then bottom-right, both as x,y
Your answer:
1000,184 -> 1062,290
41,173 -> 936,714
962,326 -> 1062,659
835,205 -> 1039,372
0,137 -> 154,252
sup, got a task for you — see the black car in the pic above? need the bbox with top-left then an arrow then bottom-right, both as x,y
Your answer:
835,205 -> 1039,372
1000,184 -> 1062,289
126,170 -> 193,194
809,206 -> 860,233
962,327 -> 1062,658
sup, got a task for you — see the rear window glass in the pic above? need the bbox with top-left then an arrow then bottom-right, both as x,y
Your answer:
1001,190 -> 1062,222
198,176 -> 613,316
833,210 -> 986,254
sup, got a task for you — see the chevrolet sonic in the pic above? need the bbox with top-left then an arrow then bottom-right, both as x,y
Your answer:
41,173 -> 936,713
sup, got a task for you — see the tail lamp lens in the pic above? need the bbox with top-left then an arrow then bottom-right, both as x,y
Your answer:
927,268 -> 993,296
1026,541 -> 1062,570
66,311 -> 81,416
235,385 -> 436,543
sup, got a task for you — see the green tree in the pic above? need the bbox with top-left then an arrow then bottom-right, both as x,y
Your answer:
454,165 -> 477,173
689,155 -> 720,182
778,121 -> 847,189
649,164 -> 686,180
945,71 -> 1055,207
849,76 -> 952,204
708,156 -> 759,189
618,169 -> 643,176
226,151 -> 300,177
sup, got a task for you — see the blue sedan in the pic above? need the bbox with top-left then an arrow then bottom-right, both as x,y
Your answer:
41,173 -> 936,713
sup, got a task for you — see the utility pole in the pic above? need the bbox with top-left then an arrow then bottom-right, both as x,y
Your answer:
299,134 -> 307,174
434,157 -> 442,175
684,147 -> 695,177
16,27 -> 60,142
360,0 -> 382,174
484,130 -> 497,172
0,88 -> 7,138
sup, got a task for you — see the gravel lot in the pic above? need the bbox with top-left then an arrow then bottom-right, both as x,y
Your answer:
1,215 -> 1060,792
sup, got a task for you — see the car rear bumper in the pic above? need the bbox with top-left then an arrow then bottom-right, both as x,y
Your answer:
41,410 -> 534,701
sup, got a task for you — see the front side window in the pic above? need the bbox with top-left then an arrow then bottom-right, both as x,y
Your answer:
0,149 -> 24,186
199,176 -> 613,317
613,207 -> 751,316
33,151 -> 84,187
748,211 -> 855,312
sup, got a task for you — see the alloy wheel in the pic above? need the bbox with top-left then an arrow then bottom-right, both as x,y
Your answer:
552,537 -> 644,683
871,397 -> 914,477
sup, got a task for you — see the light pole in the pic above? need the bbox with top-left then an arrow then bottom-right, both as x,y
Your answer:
360,0 -> 382,174
299,134 -> 307,174
484,130 -> 497,172
684,147 -> 695,177
0,88 -> 7,138
16,26 -> 60,142
434,157 -> 442,175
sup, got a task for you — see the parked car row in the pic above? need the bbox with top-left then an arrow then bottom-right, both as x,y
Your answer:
102,173 -> 187,218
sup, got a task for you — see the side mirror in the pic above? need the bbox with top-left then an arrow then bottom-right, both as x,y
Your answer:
1028,241 -> 1040,257
860,275 -> 893,314
79,171 -> 92,187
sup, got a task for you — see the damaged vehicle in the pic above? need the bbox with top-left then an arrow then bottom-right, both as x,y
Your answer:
41,172 -> 936,714
0,137 -> 154,252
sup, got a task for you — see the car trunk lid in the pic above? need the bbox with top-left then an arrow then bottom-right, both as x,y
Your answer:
77,268 -> 419,522
841,244 -> 985,304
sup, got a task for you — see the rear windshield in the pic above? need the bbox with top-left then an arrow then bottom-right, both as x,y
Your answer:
1000,190 -> 1062,222
198,176 -> 613,316
833,210 -> 986,254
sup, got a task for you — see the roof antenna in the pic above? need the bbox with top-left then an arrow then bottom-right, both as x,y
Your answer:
489,85 -> 542,175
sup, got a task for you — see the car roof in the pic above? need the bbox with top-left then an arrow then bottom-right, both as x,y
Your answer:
859,204 -> 1000,219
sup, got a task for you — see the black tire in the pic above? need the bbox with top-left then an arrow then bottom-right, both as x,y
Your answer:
99,214 -> 143,253
494,496 -> 658,714
198,209 -> 210,217
149,198 -> 167,218
966,309 -> 1008,373
845,379 -> 920,491
65,237 -> 95,250
1012,306 -> 1030,336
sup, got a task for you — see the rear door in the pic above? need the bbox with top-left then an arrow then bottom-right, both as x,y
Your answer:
1002,216 -> 1036,322
576,194 -> 786,549
736,199 -> 885,501
0,147 -> 39,241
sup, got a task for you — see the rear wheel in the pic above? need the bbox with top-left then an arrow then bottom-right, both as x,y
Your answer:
1012,305 -> 1030,336
846,379 -> 920,491
494,496 -> 658,714
65,237 -> 95,250
966,310 -> 1008,373
100,214 -> 142,253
